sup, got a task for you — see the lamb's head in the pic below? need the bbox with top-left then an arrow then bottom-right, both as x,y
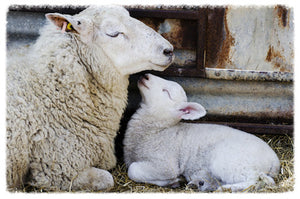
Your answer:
137,74 -> 206,126
46,5 -> 174,76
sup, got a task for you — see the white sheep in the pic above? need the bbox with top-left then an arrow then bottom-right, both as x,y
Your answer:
6,5 -> 173,191
123,74 -> 280,192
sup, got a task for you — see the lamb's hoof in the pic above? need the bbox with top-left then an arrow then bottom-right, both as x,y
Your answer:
187,180 -> 204,190
168,178 -> 182,188
187,180 -> 218,192
170,181 -> 180,188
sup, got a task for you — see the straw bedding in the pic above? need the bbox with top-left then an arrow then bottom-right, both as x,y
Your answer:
107,134 -> 294,193
22,134 -> 293,193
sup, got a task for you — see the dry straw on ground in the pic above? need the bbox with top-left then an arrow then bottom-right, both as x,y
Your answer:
22,134 -> 294,193
107,134 -> 294,193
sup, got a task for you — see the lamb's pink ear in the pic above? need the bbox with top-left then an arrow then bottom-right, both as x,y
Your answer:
46,13 -> 77,33
178,102 -> 206,120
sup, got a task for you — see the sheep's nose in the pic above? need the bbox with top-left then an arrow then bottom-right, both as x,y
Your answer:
163,48 -> 173,57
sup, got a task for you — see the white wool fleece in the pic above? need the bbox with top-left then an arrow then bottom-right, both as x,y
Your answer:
123,74 -> 280,192
6,5 -> 173,191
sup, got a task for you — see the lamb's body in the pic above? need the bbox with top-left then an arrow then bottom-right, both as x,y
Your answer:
124,122 -> 279,191
7,6 -> 173,191
123,74 -> 280,192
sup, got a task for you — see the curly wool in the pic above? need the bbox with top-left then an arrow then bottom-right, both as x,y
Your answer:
6,20 -> 129,190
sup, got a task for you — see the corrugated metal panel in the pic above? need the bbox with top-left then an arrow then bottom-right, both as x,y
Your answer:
8,5 -> 294,77
130,5 -> 294,77
6,5 -> 293,135
125,74 -> 293,135
207,6 -> 294,72
129,8 -> 206,77
205,68 -> 293,82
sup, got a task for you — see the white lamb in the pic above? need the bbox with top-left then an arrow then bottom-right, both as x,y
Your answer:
123,74 -> 280,192
7,6 -> 173,191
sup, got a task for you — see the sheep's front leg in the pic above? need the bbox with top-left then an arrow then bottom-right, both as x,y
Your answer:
71,167 -> 114,191
128,162 -> 180,187
6,134 -> 29,190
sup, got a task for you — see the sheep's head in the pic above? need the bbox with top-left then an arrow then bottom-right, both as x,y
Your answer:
46,5 -> 174,76
137,74 -> 206,126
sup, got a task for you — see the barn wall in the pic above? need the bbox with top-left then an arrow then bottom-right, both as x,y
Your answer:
6,5 -> 293,134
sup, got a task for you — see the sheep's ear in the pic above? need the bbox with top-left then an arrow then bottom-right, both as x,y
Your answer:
178,102 -> 206,120
46,13 -> 78,33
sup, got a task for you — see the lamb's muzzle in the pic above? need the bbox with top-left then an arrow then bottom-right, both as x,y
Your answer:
138,74 -> 150,89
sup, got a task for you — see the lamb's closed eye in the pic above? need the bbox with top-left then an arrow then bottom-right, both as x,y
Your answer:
106,31 -> 123,38
162,89 -> 172,100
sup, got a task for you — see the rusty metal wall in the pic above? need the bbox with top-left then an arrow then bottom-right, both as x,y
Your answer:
6,5 -> 293,135
129,5 -> 294,77
136,18 -> 198,67
212,6 -> 294,72
124,74 -> 293,135
8,5 -> 294,75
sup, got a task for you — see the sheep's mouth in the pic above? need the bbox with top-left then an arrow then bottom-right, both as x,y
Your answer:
150,59 -> 173,68
151,63 -> 169,68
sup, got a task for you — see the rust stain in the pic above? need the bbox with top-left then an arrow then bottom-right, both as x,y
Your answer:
275,5 -> 289,28
161,19 -> 184,49
138,18 -> 161,32
265,46 -> 273,62
137,18 -> 196,50
138,18 -> 184,49
160,19 -> 197,50
205,7 -> 226,68
216,7 -> 235,68
265,45 -> 283,63
265,45 -> 290,72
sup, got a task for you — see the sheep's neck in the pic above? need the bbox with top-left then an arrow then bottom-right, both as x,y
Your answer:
74,38 -> 129,94
30,41 -> 129,137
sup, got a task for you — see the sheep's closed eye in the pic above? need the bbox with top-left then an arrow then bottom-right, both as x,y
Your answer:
162,89 -> 173,100
106,31 -> 123,38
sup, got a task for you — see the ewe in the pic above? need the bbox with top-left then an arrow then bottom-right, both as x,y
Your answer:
7,6 -> 173,191
123,74 -> 280,192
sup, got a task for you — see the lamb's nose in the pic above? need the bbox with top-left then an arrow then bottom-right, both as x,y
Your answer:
163,48 -> 173,57
140,74 -> 149,81
144,74 -> 149,80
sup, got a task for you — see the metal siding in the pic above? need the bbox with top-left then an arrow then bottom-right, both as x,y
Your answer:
6,5 -> 294,134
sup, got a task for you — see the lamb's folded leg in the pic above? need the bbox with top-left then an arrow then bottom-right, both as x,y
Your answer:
128,161 -> 180,187
217,173 -> 276,192
217,180 -> 257,192
71,167 -> 114,191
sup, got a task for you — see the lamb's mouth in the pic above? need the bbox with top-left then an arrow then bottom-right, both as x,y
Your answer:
138,76 -> 149,89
